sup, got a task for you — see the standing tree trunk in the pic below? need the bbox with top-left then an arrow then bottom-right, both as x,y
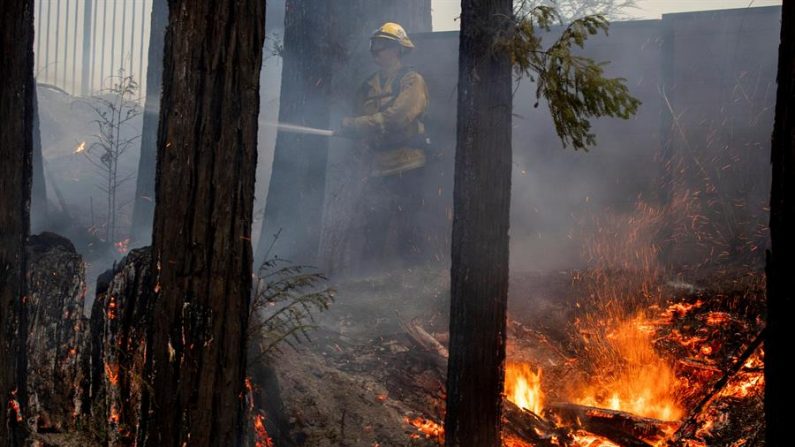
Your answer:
130,0 -> 168,246
0,0 -> 34,444
256,0 -> 332,266
444,0 -> 513,446
766,3 -> 795,445
137,1 -> 266,446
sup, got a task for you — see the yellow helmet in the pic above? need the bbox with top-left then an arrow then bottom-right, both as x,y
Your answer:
371,22 -> 415,50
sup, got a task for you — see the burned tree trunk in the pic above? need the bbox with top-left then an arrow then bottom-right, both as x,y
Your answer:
25,233 -> 86,434
257,0 -> 333,266
91,248 -> 152,445
766,3 -> 795,445
444,0 -> 513,446
130,0 -> 168,246
138,1 -> 266,446
0,0 -> 35,444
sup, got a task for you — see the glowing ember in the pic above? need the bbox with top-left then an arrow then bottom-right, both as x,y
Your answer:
405,416 -> 444,443
574,314 -> 684,421
7,395 -> 22,423
109,405 -> 120,424
253,413 -> 274,447
572,430 -> 621,447
115,238 -> 130,254
502,433 -> 534,447
105,362 -> 120,386
705,312 -> 732,326
74,141 -> 86,154
504,361 -> 544,415
107,296 -> 118,320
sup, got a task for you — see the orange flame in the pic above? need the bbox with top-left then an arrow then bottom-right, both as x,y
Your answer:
504,361 -> 544,415
572,430 -> 621,447
574,314 -> 684,421
109,405 -> 120,424
253,413 -> 274,447
105,362 -> 120,386
74,141 -> 86,154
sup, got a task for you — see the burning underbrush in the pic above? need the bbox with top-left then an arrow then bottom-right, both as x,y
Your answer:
500,270 -> 765,446
266,265 -> 765,447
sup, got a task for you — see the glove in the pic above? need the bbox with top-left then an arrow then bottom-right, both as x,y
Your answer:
334,117 -> 356,137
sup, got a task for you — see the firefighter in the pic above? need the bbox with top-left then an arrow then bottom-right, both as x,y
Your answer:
339,22 -> 430,269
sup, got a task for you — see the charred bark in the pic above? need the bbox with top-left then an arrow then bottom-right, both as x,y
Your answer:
766,3 -> 795,445
130,0 -> 169,246
0,0 -> 35,444
444,0 -> 513,445
94,248 -> 152,445
78,268 -> 109,432
257,0 -> 333,266
25,233 -> 86,434
138,1 -> 266,446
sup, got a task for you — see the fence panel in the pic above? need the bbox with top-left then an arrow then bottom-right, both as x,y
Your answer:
34,0 -> 153,98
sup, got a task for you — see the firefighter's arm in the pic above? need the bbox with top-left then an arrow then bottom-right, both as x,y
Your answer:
345,73 -> 428,135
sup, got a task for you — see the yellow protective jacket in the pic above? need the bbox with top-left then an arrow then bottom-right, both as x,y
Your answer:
348,65 -> 429,176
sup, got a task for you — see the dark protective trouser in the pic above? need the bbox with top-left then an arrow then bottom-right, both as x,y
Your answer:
359,167 -> 426,270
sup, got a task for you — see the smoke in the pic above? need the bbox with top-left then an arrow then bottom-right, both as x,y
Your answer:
30,3 -> 779,312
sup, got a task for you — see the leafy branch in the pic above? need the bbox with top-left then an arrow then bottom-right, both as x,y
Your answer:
499,4 -> 641,150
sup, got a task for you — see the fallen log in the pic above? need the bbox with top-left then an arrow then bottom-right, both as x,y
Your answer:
502,400 -> 569,447
547,402 -> 677,447
398,316 -> 448,373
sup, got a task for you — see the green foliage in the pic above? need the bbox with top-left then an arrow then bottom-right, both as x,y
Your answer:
502,3 -> 641,150
248,257 -> 334,360
516,0 -> 639,23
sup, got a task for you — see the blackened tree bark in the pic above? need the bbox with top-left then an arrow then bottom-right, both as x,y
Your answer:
444,0 -> 513,446
130,0 -> 168,246
256,0 -> 332,266
137,1 -> 266,446
0,0 -> 34,444
766,3 -> 795,445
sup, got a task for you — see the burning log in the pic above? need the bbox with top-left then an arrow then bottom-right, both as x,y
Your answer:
546,402 -> 677,447
502,400 -> 569,447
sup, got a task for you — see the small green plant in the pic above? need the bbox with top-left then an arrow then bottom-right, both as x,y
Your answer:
248,256 -> 335,361
80,69 -> 141,244
500,3 -> 641,150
